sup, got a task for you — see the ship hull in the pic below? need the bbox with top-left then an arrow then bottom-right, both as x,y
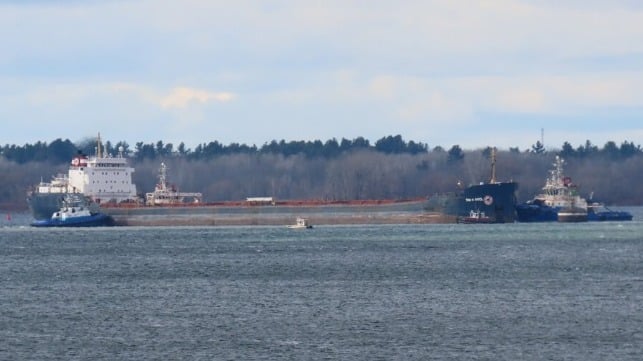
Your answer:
104,200 -> 433,226
425,182 -> 518,223
515,204 -> 592,222
28,194 -> 446,226
557,208 -> 588,222
515,203 -> 559,222
587,211 -> 632,221
514,204 -> 633,222
31,213 -> 114,227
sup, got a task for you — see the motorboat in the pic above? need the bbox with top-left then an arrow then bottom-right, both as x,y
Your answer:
287,217 -> 313,229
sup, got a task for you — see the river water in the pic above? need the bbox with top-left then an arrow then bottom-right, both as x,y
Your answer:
1,209 -> 642,360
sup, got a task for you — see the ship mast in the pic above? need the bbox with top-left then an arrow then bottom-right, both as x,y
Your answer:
490,147 -> 497,184
96,132 -> 103,158
158,162 -> 168,191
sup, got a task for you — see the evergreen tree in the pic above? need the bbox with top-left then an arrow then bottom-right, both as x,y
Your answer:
447,145 -> 464,163
601,141 -> 619,159
531,141 -> 546,154
620,141 -> 640,158
559,141 -> 575,158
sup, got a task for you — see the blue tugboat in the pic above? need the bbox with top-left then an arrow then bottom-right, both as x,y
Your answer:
516,156 -> 588,222
31,194 -> 114,227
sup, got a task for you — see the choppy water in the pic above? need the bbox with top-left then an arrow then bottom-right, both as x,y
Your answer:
1,209 -> 642,360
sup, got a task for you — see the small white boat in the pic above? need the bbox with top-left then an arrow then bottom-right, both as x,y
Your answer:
458,209 -> 494,224
287,217 -> 313,229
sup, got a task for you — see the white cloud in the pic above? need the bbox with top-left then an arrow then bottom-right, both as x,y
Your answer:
442,72 -> 643,115
159,87 -> 235,109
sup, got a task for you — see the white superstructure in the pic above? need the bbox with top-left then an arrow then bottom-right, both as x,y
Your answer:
66,134 -> 138,204
36,173 -> 69,194
535,156 -> 587,210
145,162 -> 202,205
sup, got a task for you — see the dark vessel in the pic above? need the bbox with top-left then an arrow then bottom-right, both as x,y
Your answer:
425,148 -> 518,223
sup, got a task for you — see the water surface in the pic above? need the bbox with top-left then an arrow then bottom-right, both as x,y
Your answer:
1,211 -> 642,360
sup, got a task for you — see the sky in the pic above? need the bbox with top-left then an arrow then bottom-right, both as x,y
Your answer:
1,0 -> 643,151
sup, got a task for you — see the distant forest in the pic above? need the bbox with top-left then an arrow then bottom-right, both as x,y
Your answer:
1,135 -> 642,209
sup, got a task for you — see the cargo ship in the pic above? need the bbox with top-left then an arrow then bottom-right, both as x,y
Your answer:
27,134 -> 436,226
424,148 -> 519,223
27,134 -> 138,220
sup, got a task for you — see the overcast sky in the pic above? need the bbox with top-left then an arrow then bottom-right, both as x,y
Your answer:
2,0 -> 643,151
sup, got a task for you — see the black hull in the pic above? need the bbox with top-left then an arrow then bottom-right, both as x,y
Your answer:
425,182 -> 518,223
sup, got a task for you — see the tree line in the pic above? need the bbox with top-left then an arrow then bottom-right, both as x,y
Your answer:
0,135 -> 429,164
0,136 -> 642,210
2,136 -> 641,165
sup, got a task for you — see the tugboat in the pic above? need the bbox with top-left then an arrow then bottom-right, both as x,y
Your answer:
31,194 -> 114,227
516,156 -> 588,222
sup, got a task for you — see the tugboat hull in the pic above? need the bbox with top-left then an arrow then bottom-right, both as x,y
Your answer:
557,209 -> 588,222
31,213 -> 114,227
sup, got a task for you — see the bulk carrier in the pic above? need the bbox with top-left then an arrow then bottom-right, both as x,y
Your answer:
27,135 -> 433,226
